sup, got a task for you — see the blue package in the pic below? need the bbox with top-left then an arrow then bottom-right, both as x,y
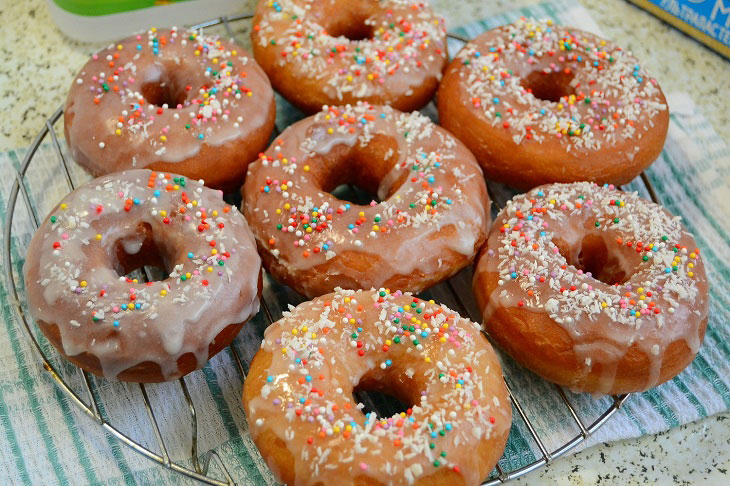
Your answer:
627,0 -> 730,58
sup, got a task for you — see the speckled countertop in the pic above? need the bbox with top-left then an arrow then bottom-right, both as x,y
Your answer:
0,0 -> 728,484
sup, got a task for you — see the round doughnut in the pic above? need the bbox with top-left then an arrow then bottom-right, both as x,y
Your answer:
438,18 -> 669,190
242,103 -> 490,298
64,27 -> 276,191
473,182 -> 709,394
251,0 -> 448,113
23,169 -> 261,382
243,288 -> 511,486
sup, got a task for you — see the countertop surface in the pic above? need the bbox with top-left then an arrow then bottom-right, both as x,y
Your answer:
0,0 -> 728,484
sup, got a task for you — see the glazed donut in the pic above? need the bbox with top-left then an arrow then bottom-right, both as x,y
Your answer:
243,288 -> 511,486
438,18 -> 669,190
473,182 -> 709,395
251,0 -> 448,113
23,169 -> 261,382
65,27 -> 276,191
242,103 -> 490,298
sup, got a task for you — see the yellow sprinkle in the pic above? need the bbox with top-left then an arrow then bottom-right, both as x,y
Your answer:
207,267 -> 213,273
115,129 -> 121,135
95,234 -> 102,241
358,211 -> 365,218
424,357 -> 431,363
327,128 -> 334,134
302,326 -> 308,332
211,249 -> 218,255
282,158 -> 288,165
281,184 -> 288,190
284,203 -> 291,210
160,289 -> 167,296
429,300 -> 435,304
602,302 -> 608,308
385,340 -> 392,346
306,227 -> 312,233
127,303 -> 134,310
192,200 -> 198,206
638,287 -> 644,293
372,225 -> 380,231
344,297 -> 351,303
232,50 -> 237,56
303,165 -> 310,172
292,328 -> 298,335
276,209 -> 282,215
690,252 -> 697,259
345,425 -> 352,431
60,203 -> 68,210
688,263 -> 694,268
195,50 -> 200,56
117,44 -> 123,50
80,281 -> 87,287
333,426 -> 340,434
185,272 -> 191,279
160,135 -> 167,142
212,210 -> 218,217
455,383 -> 462,389
310,333 -> 317,339
688,272 -> 694,277
282,348 -> 287,354
247,92 -> 253,97
160,210 -> 167,217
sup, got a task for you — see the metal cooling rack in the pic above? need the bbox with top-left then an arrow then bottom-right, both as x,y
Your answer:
2,11 -> 666,485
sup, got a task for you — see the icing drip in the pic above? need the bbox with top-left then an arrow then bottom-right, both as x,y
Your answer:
478,182 -> 709,392
243,103 -> 489,297
65,26 -> 273,172
24,169 -> 261,380
246,288 -> 510,486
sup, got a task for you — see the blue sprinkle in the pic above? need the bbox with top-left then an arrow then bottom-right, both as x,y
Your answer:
427,176 -> 435,183
263,186 -> 270,193
593,61 -> 599,67
445,424 -> 452,431
474,51 -> 481,57
113,320 -> 120,327
380,113 -> 386,119
305,375 -> 312,382
540,109 -> 546,115
133,198 -> 140,205
540,231 -> 546,237
267,376 -> 273,382
295,358 -> 301,363
299,397 -> 305,404
457,379 -> 464,385
421,331 -> 428,338
493,97 -> 500,104
345,204 -> 351,210
511,272 -> 518,279
348,224 -> 355,230
154,190 -> 161,197
527,215 -> 533,220
135,303 -> 141,309
136,44 -> 142,51
386,359 -> 392,366
665,268 -> 671,273
430,432 -> 437,438
434,162 -> 441,168
446,199 -> 452,205
322,244 -> 329,251
188,252 -> 194,258
198,134 -> 204,140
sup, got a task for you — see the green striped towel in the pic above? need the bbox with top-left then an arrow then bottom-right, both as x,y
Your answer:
1,1 -> 728,484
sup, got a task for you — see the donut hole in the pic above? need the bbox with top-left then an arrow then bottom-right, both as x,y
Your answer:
325,13 -> 374,41
111,222 -> 172,281
521,70 -> 576,103
554,233 -> 631,285
318,135 -> 402,206
353,375 -> 414,418
140,64 -> 192,108
329,183 -> 381,206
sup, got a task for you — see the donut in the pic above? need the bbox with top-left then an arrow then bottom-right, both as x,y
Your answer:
23,169 -> 261,382
242,103 -> 490,298
64,27 -> 276,191
251,0 -> 448,113
473,182 -> 709,394
438,18 -> 669,190
243,288 -> 511,486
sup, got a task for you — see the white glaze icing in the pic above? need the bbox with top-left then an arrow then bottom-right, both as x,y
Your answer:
475,182 -> 709,393
65,27 -> 273,173
24,170 -> 261,380
243,103 -> 490,298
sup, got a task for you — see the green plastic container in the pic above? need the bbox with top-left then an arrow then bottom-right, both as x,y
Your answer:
47,0 -> 246,42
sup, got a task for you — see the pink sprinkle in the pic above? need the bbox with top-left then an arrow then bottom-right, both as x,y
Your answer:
360,463 -> 367,471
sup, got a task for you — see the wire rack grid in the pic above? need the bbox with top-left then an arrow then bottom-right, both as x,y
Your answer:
2,11 -> 663,486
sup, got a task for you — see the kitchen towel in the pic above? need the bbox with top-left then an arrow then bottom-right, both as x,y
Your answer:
1,0 -> 729,484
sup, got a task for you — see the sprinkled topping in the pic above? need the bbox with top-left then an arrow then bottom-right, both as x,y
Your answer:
65,26 -> 273,178
477,182 -> 708,392
243,103 -> 488,297
24,170 -> 260,380
252,0 -> 447,107
453,18 -> 667,149
245,288 -> 510,485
